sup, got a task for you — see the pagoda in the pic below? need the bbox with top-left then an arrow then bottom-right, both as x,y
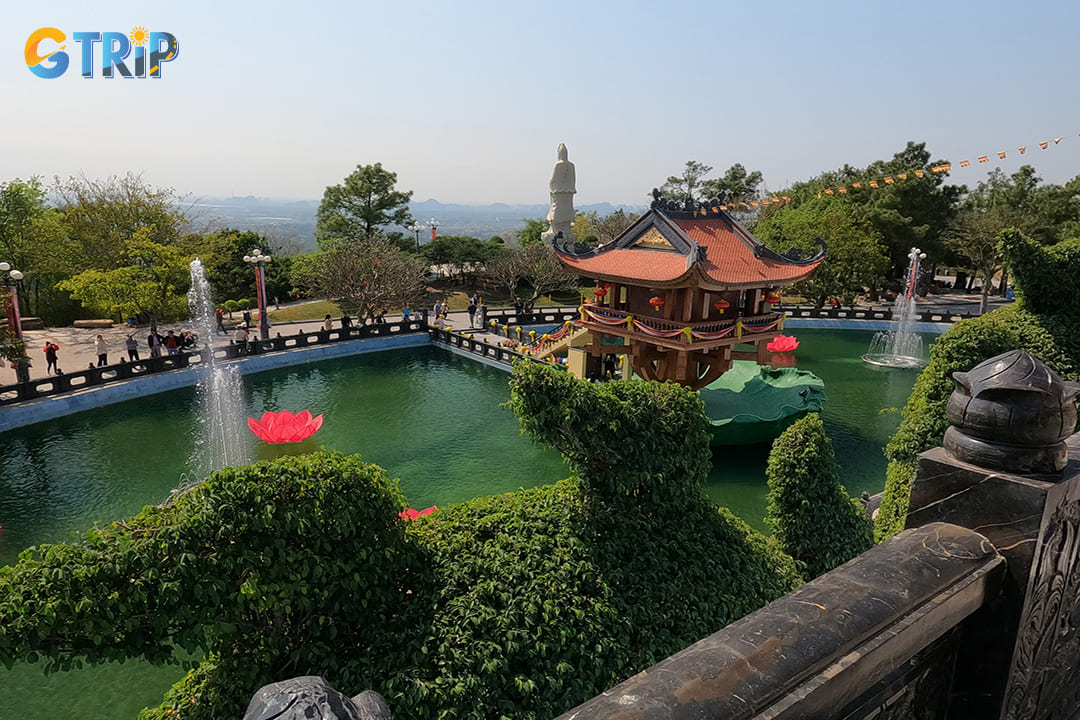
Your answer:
551,191 -> 826,390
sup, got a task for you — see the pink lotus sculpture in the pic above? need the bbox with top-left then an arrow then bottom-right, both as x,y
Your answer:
247,410 -> 324,443
399,506 -> 438,521
767,335 -> 800,352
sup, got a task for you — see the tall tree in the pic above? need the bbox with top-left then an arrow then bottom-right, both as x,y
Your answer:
315,163 -> 413,246
944,165 -> 1080,314
701,163 -> 764,204
591,209 -> 638,244
301,234 -> 427,320
58,229 -> 191,328
659,161 -> 713,202
420,235 -> 505,283
0,178 -> 72,319
517,244 -> 581,309
53,173 -> 187,271
780,142 -> 961,284
515,218 -> 548,248
200,229 -> 295,304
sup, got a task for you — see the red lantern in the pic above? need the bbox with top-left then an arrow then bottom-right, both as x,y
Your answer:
649,296 -> 665,311
765,295 -> 782,304
594,286 -> 608,298
713,299 -> 730,311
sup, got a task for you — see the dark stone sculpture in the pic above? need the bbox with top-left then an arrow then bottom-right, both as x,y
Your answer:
943,350 -> 1079,474
242,676 -> 391,720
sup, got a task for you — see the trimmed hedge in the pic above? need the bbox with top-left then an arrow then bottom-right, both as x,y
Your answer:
875,233 -> 1080,541
766,413 -> 873,578
1,364 -> 802,720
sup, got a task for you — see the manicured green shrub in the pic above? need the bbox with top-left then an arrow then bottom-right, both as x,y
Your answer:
0,452 -> 427,720
1,365 -> 802,720
765,414 -> 873,578
875,233 -> 1080,541
507,359 -> 712,504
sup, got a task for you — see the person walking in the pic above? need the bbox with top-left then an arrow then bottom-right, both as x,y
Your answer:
467,294 -> 478,328
402,304 -> 411,322
43,341 -> 59,375
215,308 -> 227,334
323,313 -> 333,332
94,334 -> 108,367
125,334 -> 140,362
147,330 -> 163,358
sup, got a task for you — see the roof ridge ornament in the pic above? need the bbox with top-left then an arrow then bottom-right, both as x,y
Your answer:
649,189 -> 729,218
752,236 -> 828,266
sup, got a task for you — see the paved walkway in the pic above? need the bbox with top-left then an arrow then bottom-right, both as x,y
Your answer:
9,309 -> 507,385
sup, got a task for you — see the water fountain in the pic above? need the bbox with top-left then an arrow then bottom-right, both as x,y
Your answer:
188,259 -> 249,477
862,247 -> 927,369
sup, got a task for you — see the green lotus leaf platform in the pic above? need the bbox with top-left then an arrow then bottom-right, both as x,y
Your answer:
700,360 -> 828,446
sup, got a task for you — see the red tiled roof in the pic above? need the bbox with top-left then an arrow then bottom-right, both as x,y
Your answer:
557,247 -> 692,284
677,217 -> 823,286
554,210 -> 823,289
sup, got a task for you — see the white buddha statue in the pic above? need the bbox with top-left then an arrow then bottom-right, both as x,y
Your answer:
542,143 -> 577,244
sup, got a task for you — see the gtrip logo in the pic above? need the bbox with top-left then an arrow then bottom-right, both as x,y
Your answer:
25,27 -> 179,79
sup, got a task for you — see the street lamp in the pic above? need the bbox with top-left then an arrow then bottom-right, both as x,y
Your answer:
409,221 -> 423,252
242,249 -> 272,341
0,262 -> 25,340
426,217 -> 440,242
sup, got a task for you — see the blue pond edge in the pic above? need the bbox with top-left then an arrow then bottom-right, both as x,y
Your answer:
0,334 -> 430,433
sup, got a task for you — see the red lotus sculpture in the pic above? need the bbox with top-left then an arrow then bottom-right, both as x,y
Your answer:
767,335 -> 800,352
247,410 -> 324,443
399,506 -> 438,521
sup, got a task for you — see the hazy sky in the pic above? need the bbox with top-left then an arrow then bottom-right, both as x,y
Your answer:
4,0 -> 1079,206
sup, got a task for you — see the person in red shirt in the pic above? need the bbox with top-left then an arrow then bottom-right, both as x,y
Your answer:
164,330 -> 181,355
43,341 -> 59,375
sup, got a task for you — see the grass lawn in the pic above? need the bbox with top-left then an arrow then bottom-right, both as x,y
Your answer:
267,300 -> 342,323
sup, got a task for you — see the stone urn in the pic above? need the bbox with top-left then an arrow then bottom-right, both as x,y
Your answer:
944,350 -> 1079,474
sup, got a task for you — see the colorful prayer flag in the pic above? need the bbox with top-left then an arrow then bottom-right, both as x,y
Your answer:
1054,137 -> 1063,144
869,180 -> 879,188
1019,146 -> 1027,154
978,156 -> 989,163
1040,141 -> 1049,149
914,170 -> 925,178
884,177 -> 895,184
997,151 -> 1007,159
960,160 -> 971,167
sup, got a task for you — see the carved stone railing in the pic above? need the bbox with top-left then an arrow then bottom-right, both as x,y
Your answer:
777,303 -> 974,324
0,318 -> 428,407
552,523 -> 1003,720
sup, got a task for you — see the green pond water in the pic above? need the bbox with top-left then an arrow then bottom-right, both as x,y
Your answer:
0,329 -> 926,719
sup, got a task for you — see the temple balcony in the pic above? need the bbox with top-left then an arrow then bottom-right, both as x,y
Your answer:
579,302 -> 784,352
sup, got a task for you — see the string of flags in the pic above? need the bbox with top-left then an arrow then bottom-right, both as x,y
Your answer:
816,131 -> 1077,199
706,195 -> 792,212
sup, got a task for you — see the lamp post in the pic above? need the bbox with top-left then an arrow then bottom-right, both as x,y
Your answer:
427,217 -> 440,242
243,249 -> 272,340
0,262 -> 25,340
409,221 -> 423,252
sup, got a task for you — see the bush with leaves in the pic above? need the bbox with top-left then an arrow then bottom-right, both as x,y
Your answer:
765,414 -> 873,578
0,364 -> 802,719
0,453 -> 429,719
874,232 -> 1080,541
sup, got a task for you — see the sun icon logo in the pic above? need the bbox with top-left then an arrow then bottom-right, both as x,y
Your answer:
129,26 -> 149,46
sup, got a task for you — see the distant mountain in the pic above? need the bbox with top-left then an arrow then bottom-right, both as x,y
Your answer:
190,196 -> 644,251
